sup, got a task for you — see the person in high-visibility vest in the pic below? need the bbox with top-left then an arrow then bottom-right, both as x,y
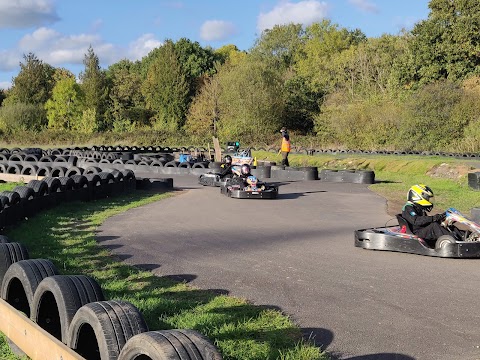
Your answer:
280,127 -> 291,166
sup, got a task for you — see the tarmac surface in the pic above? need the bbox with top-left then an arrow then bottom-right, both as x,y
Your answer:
97,175 -> 480,360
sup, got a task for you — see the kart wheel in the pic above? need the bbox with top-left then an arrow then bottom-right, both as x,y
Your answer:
435,235 -> 456,250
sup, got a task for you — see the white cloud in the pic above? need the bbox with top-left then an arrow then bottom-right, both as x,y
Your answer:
200,20 -> 237,42
15,27 -> 119,65
349,0 -> 379,14
257,0 -> 328,33
0,0 -> 59,29
128,34 -> 162,60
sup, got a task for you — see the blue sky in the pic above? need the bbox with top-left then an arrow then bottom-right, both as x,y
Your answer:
0,0 -> 431,90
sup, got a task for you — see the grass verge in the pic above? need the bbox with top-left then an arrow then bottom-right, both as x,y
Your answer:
254,151 -> 480,214
1,190 -> 326,360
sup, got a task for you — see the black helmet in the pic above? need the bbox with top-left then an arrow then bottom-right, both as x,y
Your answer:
408,184 -> 434,212
241,164 -> 251,175
224,155 -> 232,164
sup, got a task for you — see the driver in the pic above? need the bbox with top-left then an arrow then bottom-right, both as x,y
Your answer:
219,155 -> 233,178
402,184 -> 449,244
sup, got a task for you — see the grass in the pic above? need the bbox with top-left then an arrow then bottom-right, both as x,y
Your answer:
0,190 -> 326,360
254,151 -> 480,214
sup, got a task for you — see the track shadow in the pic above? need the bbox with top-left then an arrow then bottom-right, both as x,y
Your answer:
342,354 -> 416,360
278,190 -> 327,199
374,180 -> 401,184
301,327 -> 334,348
164,273 -> 197,283
134,263 -> 161,271
96,235 -> 120,242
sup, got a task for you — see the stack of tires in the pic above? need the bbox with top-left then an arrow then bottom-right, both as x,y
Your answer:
0,242 -> 221,359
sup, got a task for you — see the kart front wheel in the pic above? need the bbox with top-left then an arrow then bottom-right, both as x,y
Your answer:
435,235 -> 456,250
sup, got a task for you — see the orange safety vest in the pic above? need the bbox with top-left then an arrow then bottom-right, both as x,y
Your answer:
281,136 -> 291,152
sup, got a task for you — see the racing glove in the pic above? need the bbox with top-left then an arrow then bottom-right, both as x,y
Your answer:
432,213 -> 446,222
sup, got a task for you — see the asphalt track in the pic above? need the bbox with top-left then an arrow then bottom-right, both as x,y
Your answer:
97,175 -> 480,360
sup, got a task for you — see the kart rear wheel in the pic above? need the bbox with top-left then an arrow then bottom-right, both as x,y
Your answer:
435,235 -> 456,250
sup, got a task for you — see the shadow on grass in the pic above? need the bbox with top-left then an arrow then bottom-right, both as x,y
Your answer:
5,191 -> 323,359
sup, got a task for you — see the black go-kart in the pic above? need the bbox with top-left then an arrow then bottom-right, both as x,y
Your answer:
355,208 -> 480,258
198,172 -> 231,187
220,176 -> 278,199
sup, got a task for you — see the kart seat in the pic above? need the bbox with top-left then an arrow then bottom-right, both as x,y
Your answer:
396,214 -> 414,235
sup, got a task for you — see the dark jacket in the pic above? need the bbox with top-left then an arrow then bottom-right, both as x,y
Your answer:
219,163 -> 232,178
401,202 -> 435,233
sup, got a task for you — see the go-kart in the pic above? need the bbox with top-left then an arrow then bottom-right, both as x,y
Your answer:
220,174 -> 278,199
198,172 -> 232,187
354,208 -> 480,258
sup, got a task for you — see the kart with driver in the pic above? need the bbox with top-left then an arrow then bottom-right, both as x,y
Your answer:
355,207 -> 480,258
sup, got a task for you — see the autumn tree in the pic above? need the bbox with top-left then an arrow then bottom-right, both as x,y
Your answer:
45,75 -> 84,130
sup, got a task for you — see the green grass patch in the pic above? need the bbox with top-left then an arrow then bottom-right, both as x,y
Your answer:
2,190 -> 326,360
254,151 -> 480,213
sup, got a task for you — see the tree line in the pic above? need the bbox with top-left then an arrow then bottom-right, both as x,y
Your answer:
1,0 -> 480,152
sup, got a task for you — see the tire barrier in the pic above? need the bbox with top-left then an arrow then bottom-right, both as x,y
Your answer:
0,243 -> 29,286
468,172 -> 480,190
31,274 -> 105,343
1,259 -> 59,317
0,150 -> 223,359
66,300 -> 148,360
118,329 -> 223,360
319,169 -> 375,184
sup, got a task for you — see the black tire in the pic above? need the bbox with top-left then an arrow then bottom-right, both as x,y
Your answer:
12,186 -> 35,200
20,164 -> 38,176
70,175 -> 89,189
57,176 -> 75,191
0,195 -> 9,208
164,161 -> 178,168
31,274 -> 105,343
36,165 -> 52,177
121,169 -> 135,181
118,329 -> 222,360
83,166 -> 102,174
0,191 -> 21,205
7,164 -> 23,174
0,235 -> 10,243
0,242 -> 29,286
85,173 -> 102,187
51,166 -> 68,177
42,176 -> 62,193
27,179 -> 48,197
1,259 -> 58,317
98,172 -> 115,184
65,166 -> 84,177
435,235 -> 456,250
67,300 -> 148,360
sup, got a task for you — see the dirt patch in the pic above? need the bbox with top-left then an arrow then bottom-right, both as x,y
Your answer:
426,163 -> 472,180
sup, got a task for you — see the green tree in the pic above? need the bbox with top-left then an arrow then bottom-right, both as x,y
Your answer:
216,57 -> 285,141
107,59 -> 150,131
405,0 -> 480,85
141,41 -> 190,130
184,74 -> 221,138
7,52 -> 54,105
79,46 -> 109,131
0,89 -> 5,106
45,76 -> 84,130
250,23 -> 305,70
295,20 -> 366,94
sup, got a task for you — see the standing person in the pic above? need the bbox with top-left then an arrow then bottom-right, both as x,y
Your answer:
280,127 -> 291,167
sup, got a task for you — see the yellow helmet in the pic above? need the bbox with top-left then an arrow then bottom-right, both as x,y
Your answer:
408,184 -> 434,211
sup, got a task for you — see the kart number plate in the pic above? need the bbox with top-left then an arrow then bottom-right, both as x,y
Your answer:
251,191 -> 259,194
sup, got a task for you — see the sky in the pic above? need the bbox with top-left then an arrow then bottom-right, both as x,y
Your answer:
0,0 -> 431,90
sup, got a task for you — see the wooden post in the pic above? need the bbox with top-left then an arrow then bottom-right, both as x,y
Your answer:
0,298 -> 85,360
212,137 -> 222,162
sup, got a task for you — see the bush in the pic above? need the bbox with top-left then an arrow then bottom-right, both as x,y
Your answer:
0,102 -> 46,134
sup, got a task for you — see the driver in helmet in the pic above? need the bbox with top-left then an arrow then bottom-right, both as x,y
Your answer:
401,184 -> 449,243
219,155 -> 233,178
